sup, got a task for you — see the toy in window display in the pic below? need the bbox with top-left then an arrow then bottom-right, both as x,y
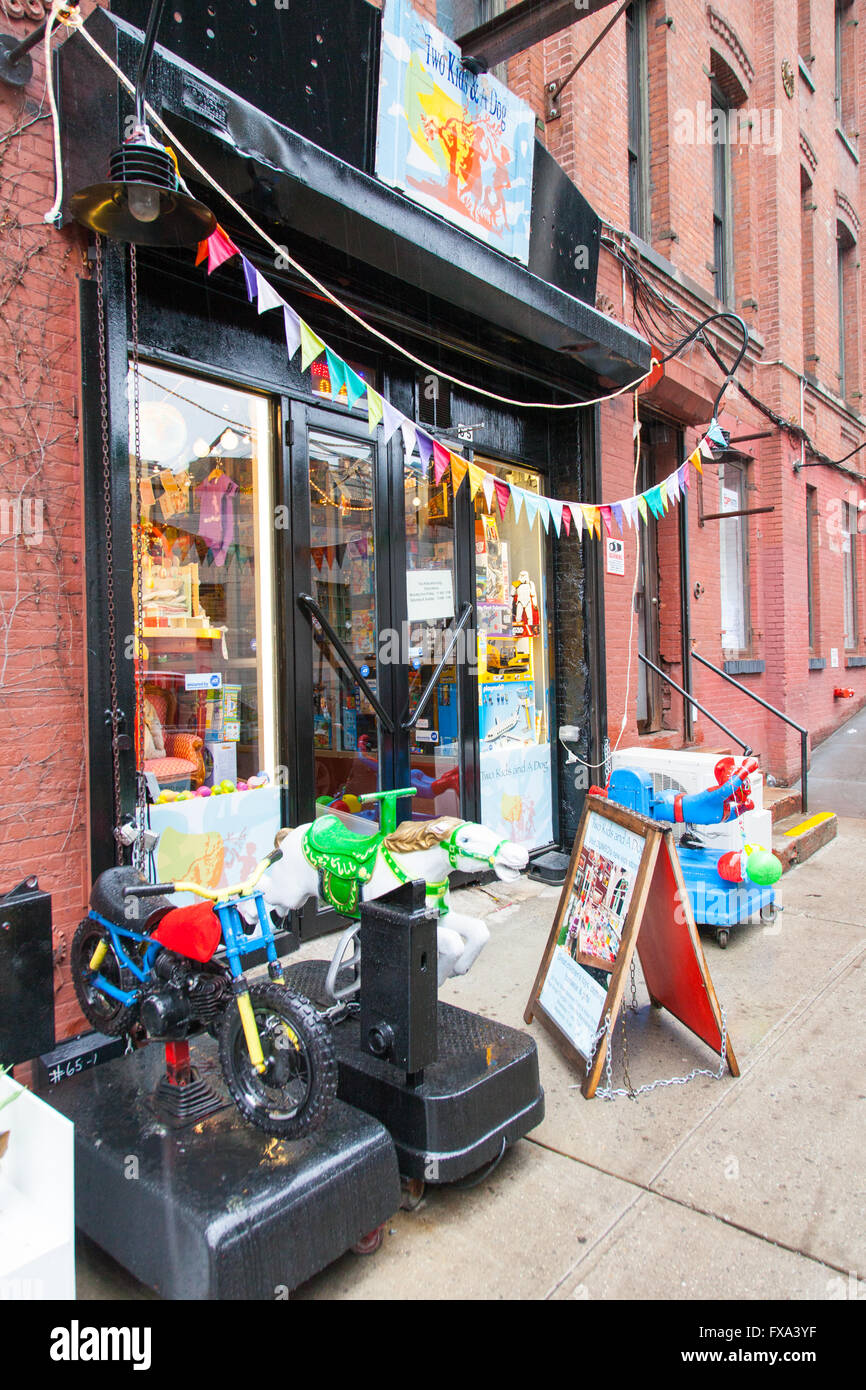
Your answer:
511,570 -> 539,662
241,789 -> 529,990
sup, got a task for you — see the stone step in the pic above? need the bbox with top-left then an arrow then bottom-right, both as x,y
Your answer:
772,810 -> 837,872
764,785 -> 803,823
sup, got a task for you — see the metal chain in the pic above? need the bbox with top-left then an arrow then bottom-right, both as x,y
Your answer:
96,235 -> 124,866
576,970 -> 729,1101
129,243 -> 148,874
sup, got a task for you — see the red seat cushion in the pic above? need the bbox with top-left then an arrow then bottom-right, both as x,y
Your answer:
152,901 -> 222,962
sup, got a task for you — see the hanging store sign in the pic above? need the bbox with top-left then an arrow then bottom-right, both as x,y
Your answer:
375,0 -> 536,265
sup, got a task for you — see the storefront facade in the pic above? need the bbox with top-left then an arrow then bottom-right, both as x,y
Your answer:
59,3 -> 648,951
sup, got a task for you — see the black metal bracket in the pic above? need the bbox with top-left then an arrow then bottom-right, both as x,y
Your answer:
298,593 -> 395,735
0,4 -> 80,89
545,0 -> 630,121
401,602 -> 473,732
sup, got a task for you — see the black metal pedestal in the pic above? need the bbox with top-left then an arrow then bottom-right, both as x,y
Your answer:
285,961 -> 545,1183
44,1036 -> 401,1299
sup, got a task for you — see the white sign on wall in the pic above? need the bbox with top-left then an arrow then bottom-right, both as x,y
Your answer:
606,536 -> 625,575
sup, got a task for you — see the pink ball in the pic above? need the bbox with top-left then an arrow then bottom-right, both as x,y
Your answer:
196,785 -> 211,797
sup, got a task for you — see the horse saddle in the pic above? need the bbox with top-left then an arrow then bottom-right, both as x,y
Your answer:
302,814 -> 383,918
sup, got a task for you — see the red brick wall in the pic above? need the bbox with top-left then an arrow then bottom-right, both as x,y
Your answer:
0,4 -> 106,1041
575,0 -> 866,779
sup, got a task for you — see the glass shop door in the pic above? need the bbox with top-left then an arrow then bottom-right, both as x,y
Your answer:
290,403 -> 472,938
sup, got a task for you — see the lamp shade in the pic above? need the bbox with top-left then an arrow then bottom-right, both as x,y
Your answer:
70,139 -> 216,248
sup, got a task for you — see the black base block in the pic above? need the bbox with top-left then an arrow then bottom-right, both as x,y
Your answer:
43,1036 -> 401,1299
528,850 -> 571,884
285,961 -> 545,1183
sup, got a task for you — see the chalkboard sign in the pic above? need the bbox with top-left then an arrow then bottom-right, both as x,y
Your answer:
525,796 -> 738,1098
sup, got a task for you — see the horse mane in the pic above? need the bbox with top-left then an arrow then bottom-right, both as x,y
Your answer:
382,816 -> 464,854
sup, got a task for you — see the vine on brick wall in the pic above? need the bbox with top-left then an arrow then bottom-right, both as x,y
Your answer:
0,82 -> 90,1014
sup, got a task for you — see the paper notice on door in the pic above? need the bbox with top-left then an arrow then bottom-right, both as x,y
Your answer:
406,569 -> 455,622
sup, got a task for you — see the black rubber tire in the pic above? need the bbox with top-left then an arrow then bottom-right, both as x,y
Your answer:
70,917 -> 141,1037
218,982 -> 337,1139
716,929 -> 730,949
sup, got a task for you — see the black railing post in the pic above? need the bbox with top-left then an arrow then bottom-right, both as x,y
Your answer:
637,653 -> 752,753
690,651 -> 809,813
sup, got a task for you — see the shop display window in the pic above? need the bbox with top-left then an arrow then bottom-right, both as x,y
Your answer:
129,364 -> 278,801
473,458 -> 555,848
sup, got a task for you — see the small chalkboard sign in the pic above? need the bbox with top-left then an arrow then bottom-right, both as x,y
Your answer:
525,795 -> 738,1098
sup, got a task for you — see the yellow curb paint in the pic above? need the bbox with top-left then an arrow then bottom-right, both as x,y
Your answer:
783,812 -> 835,837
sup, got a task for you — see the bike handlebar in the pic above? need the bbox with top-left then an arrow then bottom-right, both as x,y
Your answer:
123,848 -> 283,904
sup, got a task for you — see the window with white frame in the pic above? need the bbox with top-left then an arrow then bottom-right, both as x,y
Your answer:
719,458 -> 750,651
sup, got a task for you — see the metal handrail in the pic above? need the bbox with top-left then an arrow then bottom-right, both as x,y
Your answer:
298,593 -> 395,734
401,602 -> 473,731
637,652 -> 752,754
691,651 -> 809,812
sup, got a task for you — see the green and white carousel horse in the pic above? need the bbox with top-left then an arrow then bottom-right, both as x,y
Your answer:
248,789 -> 529,997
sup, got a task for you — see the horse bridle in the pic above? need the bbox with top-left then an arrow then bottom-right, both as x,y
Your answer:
443,824 -> 509,871
377,822 -> 509,916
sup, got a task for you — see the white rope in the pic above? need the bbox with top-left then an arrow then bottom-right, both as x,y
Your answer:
612,390 -> 643,755
42,2 -> 72,225
50,7 -> 658,412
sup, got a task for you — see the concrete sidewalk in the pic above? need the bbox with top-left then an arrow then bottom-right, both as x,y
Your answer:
77,816 -> 866,1301
795,706 -> 866,816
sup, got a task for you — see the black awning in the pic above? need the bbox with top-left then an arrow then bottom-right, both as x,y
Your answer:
59,8 -> 650,388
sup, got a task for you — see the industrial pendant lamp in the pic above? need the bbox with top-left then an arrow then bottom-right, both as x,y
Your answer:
70,0 -> 215,247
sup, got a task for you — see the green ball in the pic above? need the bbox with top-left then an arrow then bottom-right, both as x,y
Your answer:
746,849 -> 782,887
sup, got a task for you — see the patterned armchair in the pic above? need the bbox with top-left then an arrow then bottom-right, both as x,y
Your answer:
143,682 -> 205,789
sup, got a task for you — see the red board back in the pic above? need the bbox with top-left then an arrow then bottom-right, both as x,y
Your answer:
636,838 -> 724,1053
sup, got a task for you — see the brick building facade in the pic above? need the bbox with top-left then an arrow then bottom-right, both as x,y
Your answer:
0,0 -> 863,1047
496,0 -> 866,773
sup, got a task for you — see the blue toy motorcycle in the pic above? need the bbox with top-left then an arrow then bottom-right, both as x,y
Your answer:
70,849 -> 337,1137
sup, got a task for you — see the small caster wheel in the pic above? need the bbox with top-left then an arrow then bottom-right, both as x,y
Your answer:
716,928 -> 730,949
400,1177 -> 425,1211
351,1224 -> 385,1256
760,904 -> 777,924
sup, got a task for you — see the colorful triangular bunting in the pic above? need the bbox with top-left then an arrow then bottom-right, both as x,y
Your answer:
299,319 -> 327,373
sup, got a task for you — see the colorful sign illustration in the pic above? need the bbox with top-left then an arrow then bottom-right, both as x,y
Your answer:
375,0 -> 536,264
558,811 -> 644,967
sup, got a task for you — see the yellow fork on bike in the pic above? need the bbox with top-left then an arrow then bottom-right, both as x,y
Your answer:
236,990 -> 267,1073
88,939 -> 109,971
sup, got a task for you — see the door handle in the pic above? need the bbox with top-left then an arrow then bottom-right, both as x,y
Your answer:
401,602 -> 473,732
297,593 -> 395,735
